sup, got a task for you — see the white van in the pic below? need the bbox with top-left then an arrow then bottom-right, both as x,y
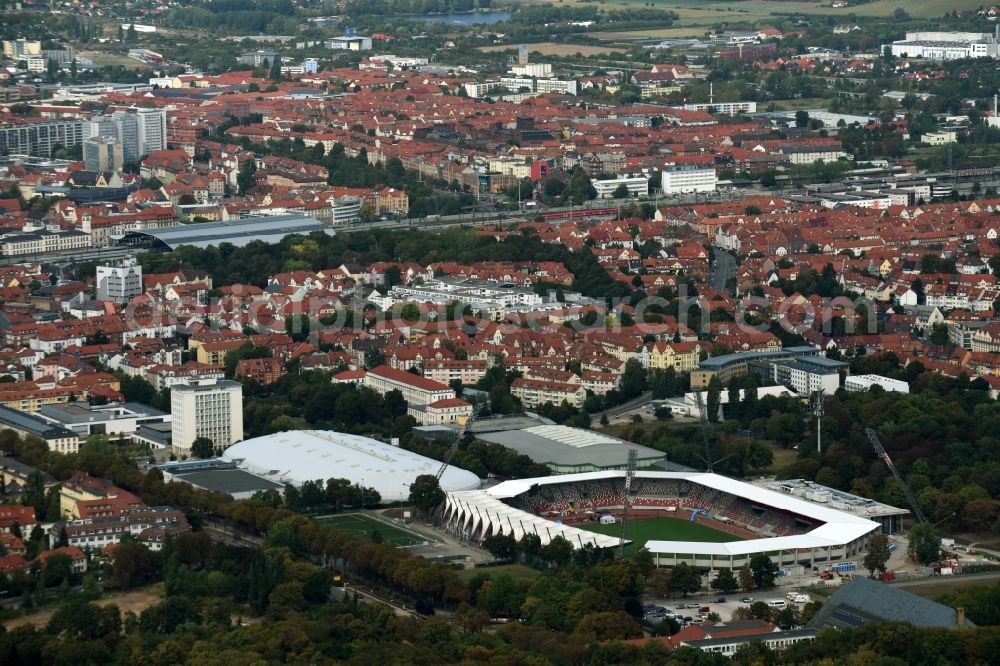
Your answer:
767,599 -> 786,609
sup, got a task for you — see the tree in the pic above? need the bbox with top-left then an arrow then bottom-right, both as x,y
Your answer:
482,533 -> 518,561
863,533 -> 891,577
738,563 -> 754,591
619,359 -> 647,400
749,554 -> 778,590
795,110 -> 810,128
191,437 -> 215,459
612,183 -> 631,199
237,159 -> 257,195
706,375 -> 722,423
668,562 -> 701,596
409,474 -> 445,514
711,568 -> 739,594
358,203 -> 377,224
908,522 -> 940,565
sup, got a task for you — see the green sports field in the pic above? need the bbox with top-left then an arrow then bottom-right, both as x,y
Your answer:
581,517 -> 741,556
316,513 -> 429,547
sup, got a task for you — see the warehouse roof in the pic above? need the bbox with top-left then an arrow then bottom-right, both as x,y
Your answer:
119,214 -> 334,251
221,430 -> 480,502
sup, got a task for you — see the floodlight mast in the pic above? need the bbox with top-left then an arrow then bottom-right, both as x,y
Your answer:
865,427 -> 926,524
617,448 -> 638,559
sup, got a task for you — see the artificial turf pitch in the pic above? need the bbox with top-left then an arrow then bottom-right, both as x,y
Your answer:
315,513 -> 428,547
580,517 -> 742,556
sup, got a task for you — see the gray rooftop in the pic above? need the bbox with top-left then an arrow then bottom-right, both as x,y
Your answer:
0,404 -> 76,440
120,215 -> 335,251
477,425 -> 665,470
808,576 -> 974,629
172,467 -> 283,496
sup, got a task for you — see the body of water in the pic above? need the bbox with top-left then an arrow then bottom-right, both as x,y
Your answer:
407,11 -> 512,25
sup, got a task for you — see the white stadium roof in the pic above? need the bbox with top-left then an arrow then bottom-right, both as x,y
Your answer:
221,430 -> 480,502
480,471 -> 881,556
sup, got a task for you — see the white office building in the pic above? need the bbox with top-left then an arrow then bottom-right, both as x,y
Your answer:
661,164 -> 717,195
330,195 -> 362,225
96,256 -> 143,304
844,375 -> 909,394
170,379 -> 244,457
592,175 -> 649,198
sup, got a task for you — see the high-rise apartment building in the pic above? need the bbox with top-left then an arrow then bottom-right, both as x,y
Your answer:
87,107 -> 166,164
95,256 -> 142,303
170,379 -> 244,457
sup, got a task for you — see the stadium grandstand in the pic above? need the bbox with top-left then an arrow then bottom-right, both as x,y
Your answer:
117,214 -> 335,251
443,471 -> 883,570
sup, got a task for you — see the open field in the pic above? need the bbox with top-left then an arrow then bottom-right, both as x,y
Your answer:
593,27 -> 711,41
81,51 -> 149,68
481,42 -> 626,56
4,584 -> 164,630
458,564 -> 542,583
528,0 -> 975,20
581,516 -> 741,556
316,512 -> 429,547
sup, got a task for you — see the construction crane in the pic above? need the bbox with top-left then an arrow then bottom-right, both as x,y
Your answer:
436,411 -> 475,481
617,448 -> 638,559
695,389 -> 715,473
866,428 -> 926,524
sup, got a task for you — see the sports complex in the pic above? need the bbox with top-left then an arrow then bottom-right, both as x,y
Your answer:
443,471 -> 886,570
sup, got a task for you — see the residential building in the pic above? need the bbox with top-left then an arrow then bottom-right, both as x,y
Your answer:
363,365 -> 455,406
423,359 -> 488,386
648,341 -> 701,372
83,136 -> 124,173
661,164 -> 717,195
0,120 -> 85,157
170,378 -> 244,457
511,377 -> 586,408
87,108 -> 166,164
235,357 -> 286,384
52,506 -> 190,551
96,256 -> 142,304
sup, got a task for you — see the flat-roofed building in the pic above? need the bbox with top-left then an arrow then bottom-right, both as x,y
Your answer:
0,403 -> 79,454
170,378 -> 243,457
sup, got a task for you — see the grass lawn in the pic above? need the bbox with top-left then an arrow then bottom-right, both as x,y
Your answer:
458,564 -> 542,583
315,513 -> 429,547
581,516 -> 742,556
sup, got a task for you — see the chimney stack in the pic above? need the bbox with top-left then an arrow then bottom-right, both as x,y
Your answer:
956,607 -> 966,626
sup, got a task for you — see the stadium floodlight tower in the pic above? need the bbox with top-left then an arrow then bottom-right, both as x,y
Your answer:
866,428 -> 926,524
617,448 -> 638,559
812,390 -> 825,454
436,411 -> 475,481
695,389 -> 714,473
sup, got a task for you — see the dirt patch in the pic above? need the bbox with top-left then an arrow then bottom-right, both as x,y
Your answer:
4,583 -> 164,630
480,42 -> 624,57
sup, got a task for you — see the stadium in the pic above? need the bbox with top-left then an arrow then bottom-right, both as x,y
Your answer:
443,471 -> 883,570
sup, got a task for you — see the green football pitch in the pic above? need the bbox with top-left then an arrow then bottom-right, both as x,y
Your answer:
580,517 -> 742,556
315,513 -> 428,547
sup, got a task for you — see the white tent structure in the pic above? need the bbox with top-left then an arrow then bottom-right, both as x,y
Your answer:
221,430 -> 480,502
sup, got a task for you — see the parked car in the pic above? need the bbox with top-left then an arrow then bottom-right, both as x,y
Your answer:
686,603 -> 701,608
715,597 -> 726,603
767,600 -> 787,608
698,606 -> 710,613
740,596 -> 754,603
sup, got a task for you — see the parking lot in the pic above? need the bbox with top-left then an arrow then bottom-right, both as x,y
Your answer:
643,591 -> 812,625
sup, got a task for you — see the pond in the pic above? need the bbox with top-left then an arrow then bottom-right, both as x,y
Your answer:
407,11 -> 512,25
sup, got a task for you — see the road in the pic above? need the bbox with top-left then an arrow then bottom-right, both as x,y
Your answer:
709,249 -> 737,294
603,392 -> 652,419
